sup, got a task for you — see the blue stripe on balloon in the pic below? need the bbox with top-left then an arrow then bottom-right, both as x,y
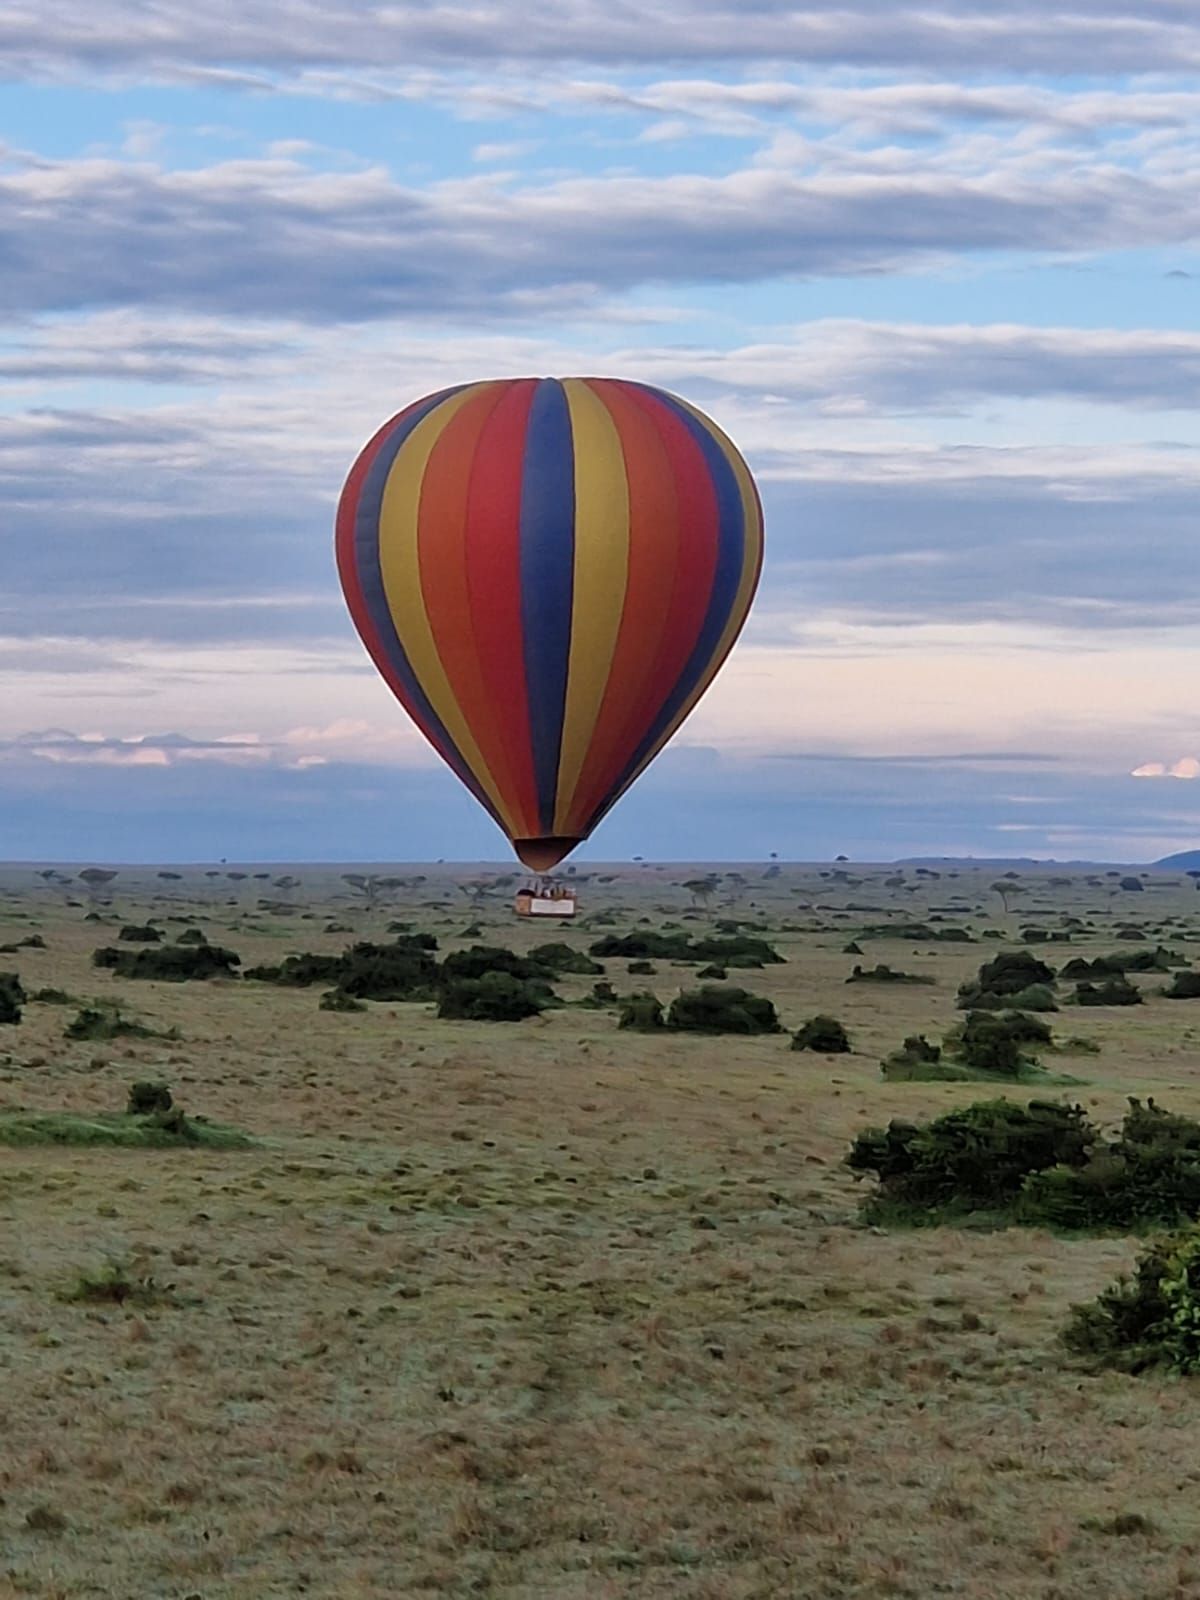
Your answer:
518,379 -> 576,834
584,385 -> 746,834
353,384 -> 504,827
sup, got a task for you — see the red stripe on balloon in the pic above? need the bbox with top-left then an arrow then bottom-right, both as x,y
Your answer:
566,378 -> 680,833
571,382 -> 719,830
416,382 -> 526,824
463,378 -> 542,839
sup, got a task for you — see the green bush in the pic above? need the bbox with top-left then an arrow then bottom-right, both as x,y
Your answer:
846,1099 -> 1093,1223
618,991 -> 665,1031
65,1004 -> 177,1042
0,1088 -> 252,1149
319,989 -> 367,1012
1163,970 -> 1200,999
64,1258 -> 165,1306
590,932 -> 692,960
1064,947 -> 1183,979
855,923 -> 971,942
697,963 -> 727,980
846,963 -> 934,985
441,944 -> 555,983
948,1010 -> 1053,1078
93,944 -> 240,981
955,951 -> 1056,1010
579,979 -> 617,1008
851,1096 -> 1200,1233
246,935 -> 438,999
0,971 -> 24,1025
1020,1099 -> 1200,1230
666,985 -> 781,1035
127,1081 -> 173,1114
1073,977 -> 1142,1007
437,972 -> 549,1022
690,934 -> 784,968
588,931 -> 783,967
956,980 -> 1058,1011
175,928 -> 208,945
1062,1229 -> 1200,1373
882,1049 -> 969,1083
528,941 -> 603,976
627,959 -> 655,975
792,1015 -> 850,1053
118,924 -> 161,943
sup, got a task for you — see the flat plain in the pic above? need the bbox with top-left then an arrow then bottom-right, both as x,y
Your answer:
2,859 -> 1200,1600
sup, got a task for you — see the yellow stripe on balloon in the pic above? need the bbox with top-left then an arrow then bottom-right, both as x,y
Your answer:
589,407 -> 761,825
376,383 -> 517,836
553,378 -> 630,831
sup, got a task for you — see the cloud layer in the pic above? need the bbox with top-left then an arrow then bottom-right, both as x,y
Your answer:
2,142 -> 1196,321
6,0 -> 1200,76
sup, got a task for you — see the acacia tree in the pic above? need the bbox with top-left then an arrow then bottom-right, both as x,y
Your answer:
682,876 -> 719,909
990,879 -> 1025,916
78,867 -> 118,905
342,872 -> 378,907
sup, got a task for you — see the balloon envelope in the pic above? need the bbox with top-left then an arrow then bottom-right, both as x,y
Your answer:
336,377 -> 763,868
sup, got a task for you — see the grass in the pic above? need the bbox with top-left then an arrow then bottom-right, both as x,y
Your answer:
62,1256 -> 173,1306
0,1108 -> 254,1148
3,860 -> 1200,1598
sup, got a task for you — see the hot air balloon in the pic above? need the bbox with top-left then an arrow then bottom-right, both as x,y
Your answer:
335,377 -> 763,870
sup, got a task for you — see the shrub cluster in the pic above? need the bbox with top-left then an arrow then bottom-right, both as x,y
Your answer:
847,1099 -> 1090,1221
94,944 -> 241,981
528,941 -> 603,975
319,989 -> 367,1013
0,1081 -> 252,1150
248,935 -> 607,1016
1063,1229 -> 1200,1373
667,985 -> 781,1034
846,963 -> 934,986
617,984 -> 781,1035
1062,947 -> 1183,979
438,971 -> 548,1022
792,1014 -> 850,1053
118,924 -> 161,943
956,951 -> 1058,1012
245,935 -> 439,999
849,1097 -> 1200,1231
1072,976 -> 1142,1007
65,1003 -> 178,1042
880,1034 -> 953,1081
855,922 -> 973,942
588,931 -> 784,967
0,972 -> 24,1025
618,991 -> 664,1031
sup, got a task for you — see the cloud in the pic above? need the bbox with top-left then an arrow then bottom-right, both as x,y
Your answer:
1132,757 -> 1200,779
5,0 -> 1200,77
1,142 -> 1197,321
13,313 -> 1200,414
0,724 -> 383,772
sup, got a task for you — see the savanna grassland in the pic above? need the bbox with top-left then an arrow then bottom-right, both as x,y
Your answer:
3,859 -> 1200,1600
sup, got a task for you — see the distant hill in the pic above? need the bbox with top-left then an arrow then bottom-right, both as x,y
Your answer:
1156,851 -> 1200,870
895,856 -> 1109,868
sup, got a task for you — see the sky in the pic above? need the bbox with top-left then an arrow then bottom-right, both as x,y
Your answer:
2,0 -> 1199,865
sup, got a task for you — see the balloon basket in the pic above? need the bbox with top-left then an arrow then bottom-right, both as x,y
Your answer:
514,879 -> 578,919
